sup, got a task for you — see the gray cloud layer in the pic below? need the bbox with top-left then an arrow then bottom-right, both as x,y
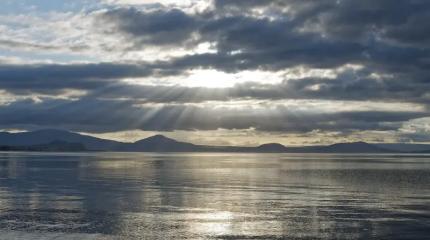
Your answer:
1,0 -> 430,140
1,64 -> 428,105
0,97 -> 426,133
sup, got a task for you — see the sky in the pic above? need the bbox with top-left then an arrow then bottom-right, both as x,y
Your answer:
0,0 -> 430,146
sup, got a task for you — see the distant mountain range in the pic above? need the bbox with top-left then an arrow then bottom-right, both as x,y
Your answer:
0,129 -> 429,153
0,140 -> 86,152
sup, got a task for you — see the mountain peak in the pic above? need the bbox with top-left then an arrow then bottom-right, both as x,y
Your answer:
125,134 -> 196,152
257,143 -> 287,152
331,141 -> 370,146
136,134 -> 177,144
325,141 -> 387,153
0,130 -> 413,153
0,129 -> 120,151
258,143 -> 286,148
147,134 -> 171,140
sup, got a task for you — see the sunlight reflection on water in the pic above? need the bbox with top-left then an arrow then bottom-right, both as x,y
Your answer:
0,152 -> 429,239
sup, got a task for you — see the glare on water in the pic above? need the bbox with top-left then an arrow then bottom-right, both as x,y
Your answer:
0,152 -> 429,239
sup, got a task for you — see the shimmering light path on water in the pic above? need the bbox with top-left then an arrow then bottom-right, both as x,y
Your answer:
0,152 -> 429,239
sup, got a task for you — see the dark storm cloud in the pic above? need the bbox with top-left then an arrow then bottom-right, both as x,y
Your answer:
95,1 -> 430,74
0,64 -> 133,94
97,7 -> 198,46
0,63 -> 147,82
229,75 -> 430,104
312,0 -> 430,47
213,0 -> 430,54
97,6 -> 366,70
0,97 -> 426,133
0,62 -> 180,94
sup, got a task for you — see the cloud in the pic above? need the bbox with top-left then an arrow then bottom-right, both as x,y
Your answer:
0,39 -> 85,52
96,7 -> 199,46
94,2 -> 430,74
1,61 -> 428,106
0,63 -> 142,94
0,96 -> 427,134
1,0 -> 430,142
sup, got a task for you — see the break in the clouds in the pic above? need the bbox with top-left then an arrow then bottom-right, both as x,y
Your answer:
0,0 -> 430,145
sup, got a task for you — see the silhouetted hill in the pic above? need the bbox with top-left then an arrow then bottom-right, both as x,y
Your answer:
256,143 -> 288,152
0,140 -> 86,152
315,141 -> 390,153
0,129 -> 122,151
0,129 -> 427,153
375,143 -> 430,152
119,134 -> 199,152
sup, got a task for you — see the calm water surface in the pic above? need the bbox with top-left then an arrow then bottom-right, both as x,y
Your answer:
0,152 -> 429,239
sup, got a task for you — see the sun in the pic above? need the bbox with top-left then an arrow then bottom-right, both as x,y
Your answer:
183,69 -> 238,88
183,69 -> 284,88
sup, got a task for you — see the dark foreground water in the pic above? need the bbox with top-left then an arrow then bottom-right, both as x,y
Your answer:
0,152 -> 429,239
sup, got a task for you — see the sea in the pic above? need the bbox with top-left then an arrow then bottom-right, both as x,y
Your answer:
0,152 -> 429,239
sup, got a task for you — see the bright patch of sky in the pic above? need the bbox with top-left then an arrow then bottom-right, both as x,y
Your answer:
0,0 -> 100,14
